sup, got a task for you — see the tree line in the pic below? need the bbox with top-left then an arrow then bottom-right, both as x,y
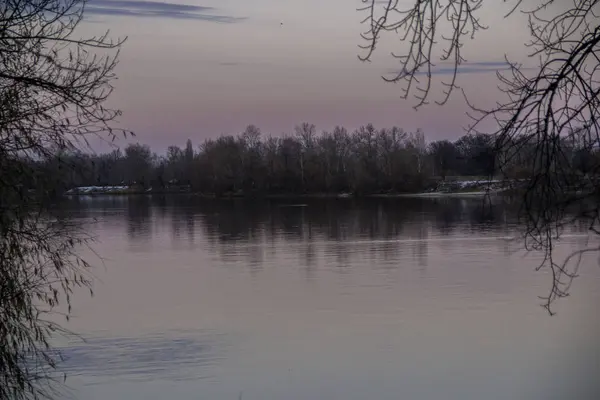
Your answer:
33,123 -> 600,196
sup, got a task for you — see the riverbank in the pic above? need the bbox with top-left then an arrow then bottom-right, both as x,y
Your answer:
371,190 -> 507,198
63,179 -> 516,199
63,189 -> 510,199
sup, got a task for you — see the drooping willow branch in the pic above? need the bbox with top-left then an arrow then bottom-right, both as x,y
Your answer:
1,1 -> 129,398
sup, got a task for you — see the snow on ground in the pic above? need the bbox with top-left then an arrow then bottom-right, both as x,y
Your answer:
65,186 -> 129,194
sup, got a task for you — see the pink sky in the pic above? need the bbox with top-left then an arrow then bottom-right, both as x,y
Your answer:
80,0 -> 533,152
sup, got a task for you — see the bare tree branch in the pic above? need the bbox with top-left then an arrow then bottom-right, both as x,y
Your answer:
359,0 -> 600,313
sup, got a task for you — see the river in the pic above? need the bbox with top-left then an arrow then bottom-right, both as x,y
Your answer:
56,196 -> 600,400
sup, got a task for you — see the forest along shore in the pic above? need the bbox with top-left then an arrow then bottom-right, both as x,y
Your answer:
31,125 -> 597,198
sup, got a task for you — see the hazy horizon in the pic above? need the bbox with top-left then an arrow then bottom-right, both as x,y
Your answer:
81,0 -> 533,151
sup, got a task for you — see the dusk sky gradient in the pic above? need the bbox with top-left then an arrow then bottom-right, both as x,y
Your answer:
81,0 -> 533,151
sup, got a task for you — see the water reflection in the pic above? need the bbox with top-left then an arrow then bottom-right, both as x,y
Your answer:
59,195 -> 600,400
62,195 -> 590,273
65,195 -> 523,243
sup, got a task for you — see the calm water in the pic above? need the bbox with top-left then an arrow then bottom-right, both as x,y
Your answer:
56,196 -> 600,400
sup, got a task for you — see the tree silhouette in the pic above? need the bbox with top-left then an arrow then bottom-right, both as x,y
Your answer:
0,0 -> 129,398
358,0 -> 600,314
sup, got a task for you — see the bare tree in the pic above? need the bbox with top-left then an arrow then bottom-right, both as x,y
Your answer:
429,140 -> 459,180
0,0 -> 128,398
358,0 -> 600,314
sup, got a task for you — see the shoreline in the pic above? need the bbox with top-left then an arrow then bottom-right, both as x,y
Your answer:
370,191 -> 501,198
63,190 -> 509,199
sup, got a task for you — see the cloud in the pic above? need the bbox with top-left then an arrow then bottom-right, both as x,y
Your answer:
217,62 -> 242,67
384,60 -> 516,77
85,0 -> 245,23
373,0 -> 399,5
211,60 -> 274,67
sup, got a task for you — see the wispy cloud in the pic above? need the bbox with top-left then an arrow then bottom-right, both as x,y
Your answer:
85,0 -> 245,22
217,62 -> 242,67
209,60 -> 274,68
460,61 -> 512,68
384,61 -> 515,77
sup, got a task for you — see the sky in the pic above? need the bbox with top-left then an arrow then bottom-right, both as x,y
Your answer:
79,0 -> 533,151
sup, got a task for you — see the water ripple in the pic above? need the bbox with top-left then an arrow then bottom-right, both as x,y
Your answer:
57,331 -> 228,383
